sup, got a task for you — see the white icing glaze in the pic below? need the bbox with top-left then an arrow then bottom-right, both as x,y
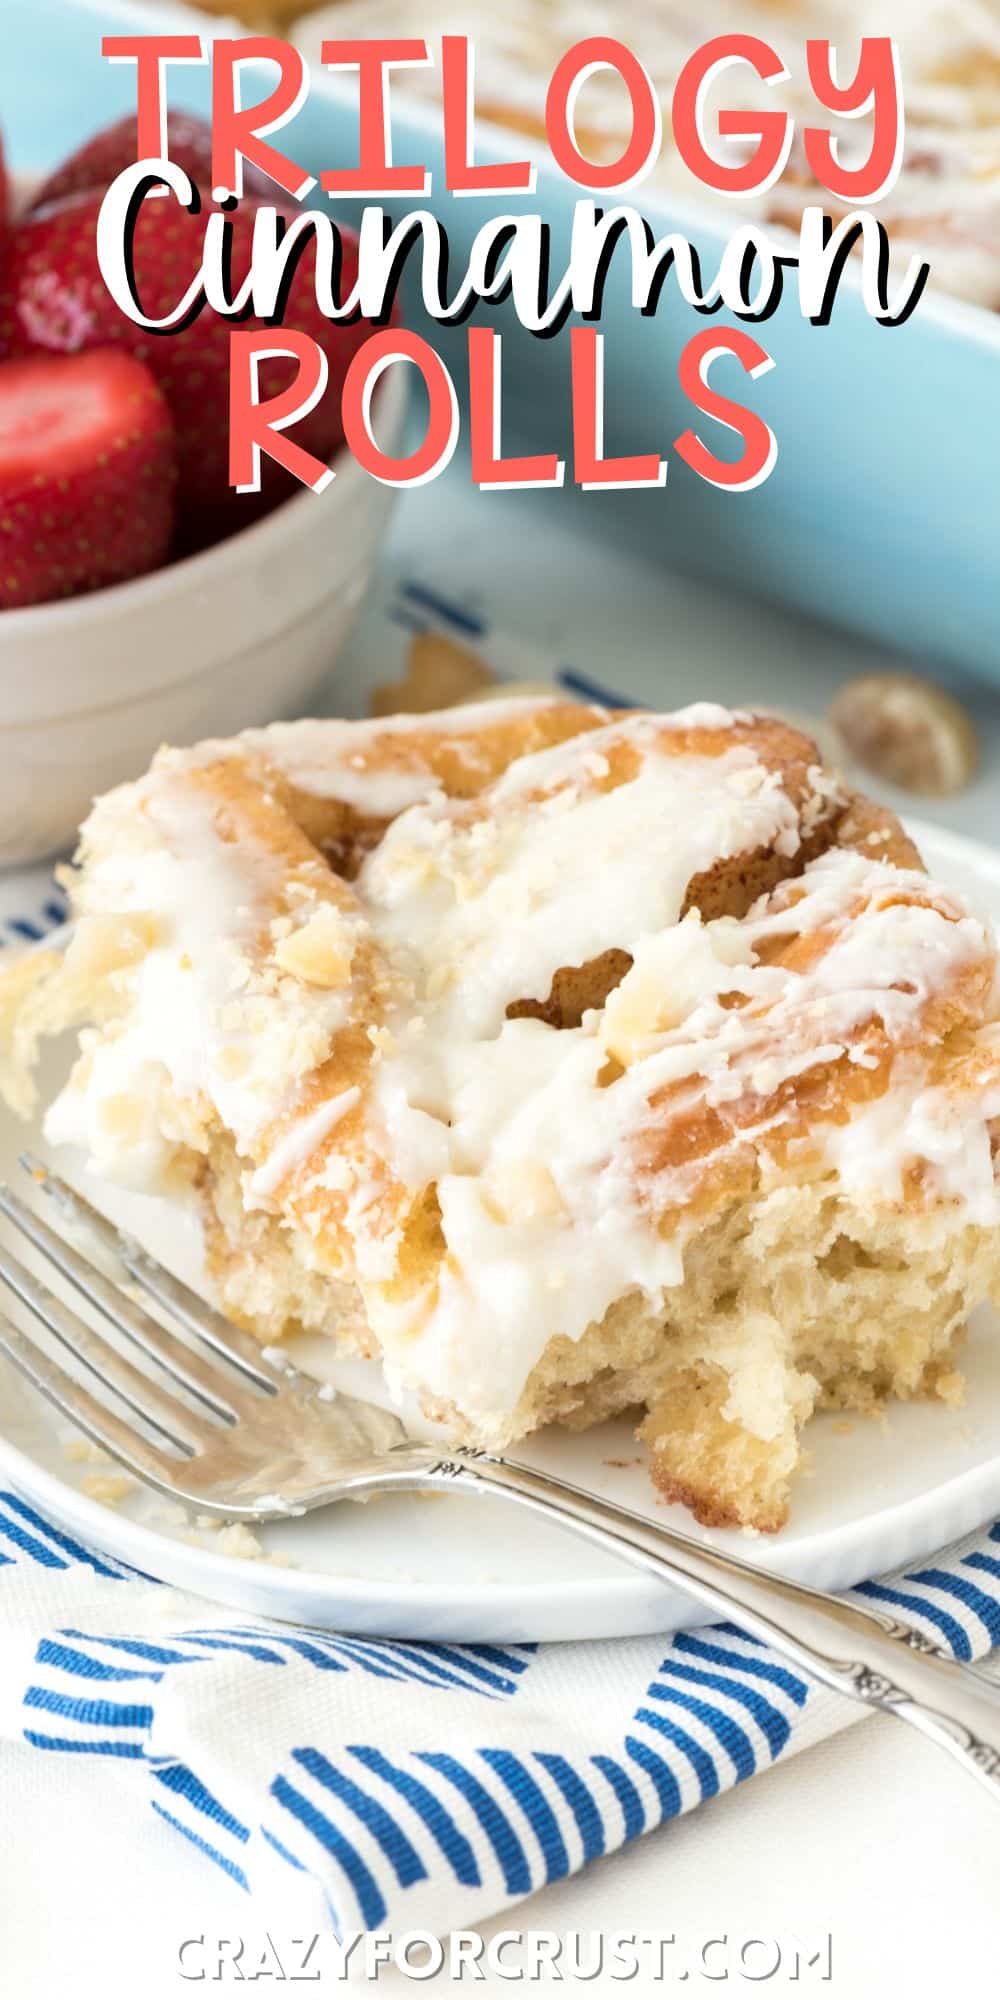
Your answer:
362,721 -> 796,1039
246,1088 -> 362,1203
243,702 -> 578,815
45,782 -> 356,1169
355,834 -> 998,1418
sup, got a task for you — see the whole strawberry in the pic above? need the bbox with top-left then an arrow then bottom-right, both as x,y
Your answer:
0,190 -> 374,545
0,349 -> 177,609
30,110 -> 274,212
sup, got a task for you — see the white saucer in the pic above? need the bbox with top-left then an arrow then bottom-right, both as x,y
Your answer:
1,818 -> 1000,1642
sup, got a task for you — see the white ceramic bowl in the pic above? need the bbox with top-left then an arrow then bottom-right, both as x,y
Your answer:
0,367 -> 407,867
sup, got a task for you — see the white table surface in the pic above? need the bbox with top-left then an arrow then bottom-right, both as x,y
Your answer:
4,464 -> 1000,1996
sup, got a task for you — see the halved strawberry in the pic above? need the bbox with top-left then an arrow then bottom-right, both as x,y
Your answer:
0,349 -> 177,609
30,110 -> 273,212
0,190 -> 376,544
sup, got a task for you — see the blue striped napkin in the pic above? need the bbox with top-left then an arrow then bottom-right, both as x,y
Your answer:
2,1492 -> 1000,1928
1,581 -> 998,1930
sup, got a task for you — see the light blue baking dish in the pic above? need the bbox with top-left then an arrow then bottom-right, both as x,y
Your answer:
5,0 -> 999,685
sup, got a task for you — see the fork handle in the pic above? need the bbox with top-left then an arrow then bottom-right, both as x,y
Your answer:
417,1450 -> 1000,1800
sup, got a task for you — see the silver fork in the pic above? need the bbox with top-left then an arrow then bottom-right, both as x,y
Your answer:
2,1157 -> 1000,1801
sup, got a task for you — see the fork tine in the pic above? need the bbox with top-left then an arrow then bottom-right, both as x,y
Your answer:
0,1245 -> 199,1455
21,1159 -> 279,1395
0,1306 -> 185,1488
0,1185 -> 239,1424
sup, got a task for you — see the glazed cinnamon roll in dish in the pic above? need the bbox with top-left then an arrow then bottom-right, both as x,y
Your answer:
296,1 -> 1000,310
6,698 -> 1000,1532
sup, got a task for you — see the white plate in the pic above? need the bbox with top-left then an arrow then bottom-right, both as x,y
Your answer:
2,817 -> 1000,1643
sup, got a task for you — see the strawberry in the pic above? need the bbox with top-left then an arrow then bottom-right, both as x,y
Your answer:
0,349 -> 177,609
0,133 -> 7,238
30,110 -> 273,212
0,190 -> 376,544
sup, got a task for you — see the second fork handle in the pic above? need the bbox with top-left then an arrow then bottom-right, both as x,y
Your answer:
416,1449 -> 1000,1801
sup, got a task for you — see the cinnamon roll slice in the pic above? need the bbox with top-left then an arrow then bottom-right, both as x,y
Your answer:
7,698 -> 1000,1531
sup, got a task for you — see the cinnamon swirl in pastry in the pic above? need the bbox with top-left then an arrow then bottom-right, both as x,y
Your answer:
7,698 -> 1000,1532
